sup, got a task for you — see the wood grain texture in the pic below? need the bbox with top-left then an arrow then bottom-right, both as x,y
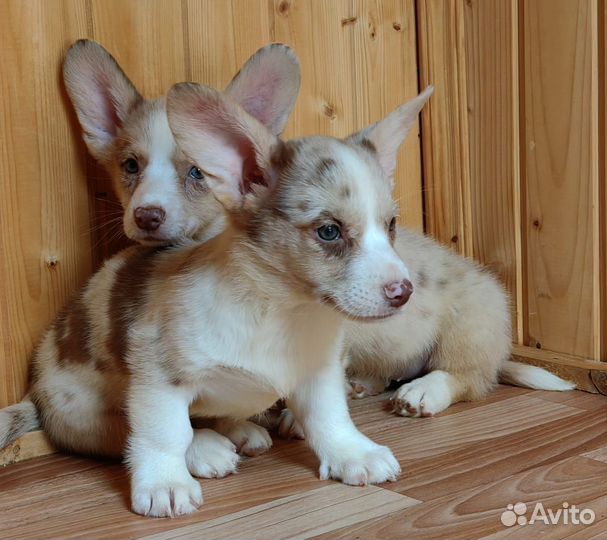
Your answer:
601,0 -> 607,362
0,430 -> 55,467
2,387 -> 604,540
273,0 -> 423,229
416,0 -> 472,254
0,0 -> 93,408
139,485 -> 419,540
349,0 -> 423,229
185,0 -> 272,90
315,456 -> 607,540
521,0 -> 599,359
463,0 -> 519,336
582,445 -> 607,464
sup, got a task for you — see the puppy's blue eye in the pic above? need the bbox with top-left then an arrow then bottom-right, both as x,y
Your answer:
317,224 -> 341,242
123,158 -> 139,174
188,166 -> 204,180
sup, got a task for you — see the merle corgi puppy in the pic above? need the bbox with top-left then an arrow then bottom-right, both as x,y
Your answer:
63,39 -> 300,245
0,40 -> 302,460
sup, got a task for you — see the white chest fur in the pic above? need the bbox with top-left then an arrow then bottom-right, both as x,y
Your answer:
158,277 -> 344,418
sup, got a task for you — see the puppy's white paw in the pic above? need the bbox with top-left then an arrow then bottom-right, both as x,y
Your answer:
186,428 -> 240,478
347,375 -> 387,399
277,408 -> 305,439
391,371 -> 453,418
320,443 -> 400,486
215,419 -> 273,456
131,474 -> 203,518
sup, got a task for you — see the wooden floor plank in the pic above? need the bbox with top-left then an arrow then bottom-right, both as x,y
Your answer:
359,394 -> 581,461
139,485 -> 419,540
390,408 -> 607,501
311,456 -> 607,540
532,389 -> 607,411
0,386 -> 605,540
582,445 -> 607,464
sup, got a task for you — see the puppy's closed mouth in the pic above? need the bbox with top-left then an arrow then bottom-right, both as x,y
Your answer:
136,235 -> 174,245
321,295 -> 399,322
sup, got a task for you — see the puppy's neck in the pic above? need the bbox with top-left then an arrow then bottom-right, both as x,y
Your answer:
188,218 -> 313,311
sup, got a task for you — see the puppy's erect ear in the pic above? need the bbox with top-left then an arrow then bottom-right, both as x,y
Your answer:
167,82 -> 278,211
348,86 -> 434,179
225,44 -> 300,136
63,39 -> 143,162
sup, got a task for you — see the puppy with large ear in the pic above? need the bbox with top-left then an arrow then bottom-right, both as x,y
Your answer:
63,40 -> 300,161
63,39 -> 143,163
62,40 -> 300,244
167,82 -> 280,212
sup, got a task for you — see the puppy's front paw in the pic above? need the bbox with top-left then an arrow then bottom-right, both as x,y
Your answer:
320,444 -> 400,486
131,474 -> 203,518
186,428 -> 240,478
215,419 -> 273,456
277,408 -> 305,439
391,371 -> 453,417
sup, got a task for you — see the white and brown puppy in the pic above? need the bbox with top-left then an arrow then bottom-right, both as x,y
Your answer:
343,233 -> 575,418
277,233 -> 574,438
3,84 -> 432,517
63,39 -> 300,245
0,39 -> 301,460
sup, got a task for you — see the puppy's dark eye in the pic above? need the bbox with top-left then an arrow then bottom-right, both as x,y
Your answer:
188,166 -> 204,181
123,158 -> 139,174
317,224 -> 341,242
389,217 -> 396,232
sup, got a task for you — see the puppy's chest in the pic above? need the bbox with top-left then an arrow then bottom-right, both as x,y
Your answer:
181,303 -> 342,416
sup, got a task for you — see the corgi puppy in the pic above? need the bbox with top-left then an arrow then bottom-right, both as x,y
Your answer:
0,40 -> 301,459
2,84 -> 433,517
343,232 -> 575,417
63,39 -> 300,245
275,230 -> 574,438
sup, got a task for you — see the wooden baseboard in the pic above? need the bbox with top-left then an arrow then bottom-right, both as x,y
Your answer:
0,430 -> 56,467
512,344 -> 607,395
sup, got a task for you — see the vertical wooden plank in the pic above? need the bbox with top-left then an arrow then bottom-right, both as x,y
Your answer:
416,0 -> 472,253
184,0 -> 272,96
600,0 -> 606,362
0,0 -> 92,407
522,0 -> 599,359
462,0 -> 520,338
89,0 -> 188,98
350,0 -> 422,229
273,0 -> 357,139
273,0 -> 423,230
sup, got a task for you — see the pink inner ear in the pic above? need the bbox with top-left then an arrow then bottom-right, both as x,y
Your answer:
94,74 -> 123,137
238,76 -> 282,127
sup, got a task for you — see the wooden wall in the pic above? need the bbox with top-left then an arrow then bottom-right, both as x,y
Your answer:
1,0 -> 606,409
418,0 -> 607,392
0,0 -> 421,408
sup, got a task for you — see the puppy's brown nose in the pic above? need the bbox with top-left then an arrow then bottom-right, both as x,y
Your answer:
383,279 -> 413,308
134,206 -> 166,232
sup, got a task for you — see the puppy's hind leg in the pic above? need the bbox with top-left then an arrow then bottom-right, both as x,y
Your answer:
213,418 -> 273,457
186,428 -> 240,478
